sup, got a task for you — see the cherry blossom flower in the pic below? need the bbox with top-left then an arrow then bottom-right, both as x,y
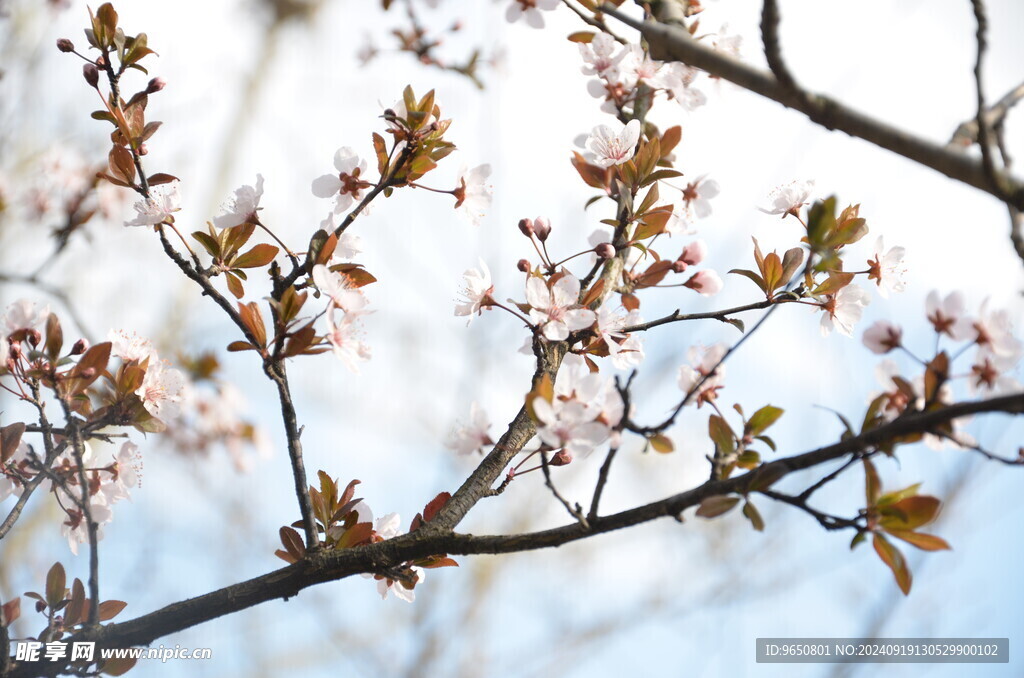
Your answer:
586,119 -> 641,168
862,320 -> 903,354
661,63 -> 707,111
446,402 -> 493,455
622,43 -> 665,88
366,512 -> 423,602
60,491 -> 113,555
665,204 -> 695,236
312,264 -> 368,315
758,180 -> 814,216
505,0 -> 559,29
866,236 -> 907,298
925,290 -> 974,340
124,182 -> 181,227
99,441 -> 142,504
595,299 -> 644,367
532,397 -> 610,457
708,24 -> 742,58
0,441 -> 29,502
4,299 -> 50,332
678,343 -> 727,407
454,259 -> 494,322
311,147 -> 369,213
678,240 -> 707,268
819,284 -> 870,337
970,354 -> 1021,396
579,33 -> 625,80
213,174 -> 263,229
526,274 -> 596,341
681,176 -> 720,219
972,299 -> 1023,363
453,164 -> 493,226
612,334 -> 645,370
136,359 -> 185,421
108,329 -> 157,363
316,214 -> 365,260
325,312 -> 371,373
554,353 -> 604,407
684,269 -> 723,296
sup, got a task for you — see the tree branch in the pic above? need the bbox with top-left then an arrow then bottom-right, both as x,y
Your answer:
597,5 -> 1024,210
10,392 -> 1019,677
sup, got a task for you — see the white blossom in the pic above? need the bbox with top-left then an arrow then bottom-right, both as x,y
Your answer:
585,119 -> 641,168
125,182 -> 181,227
213,174 -> 263,229
454,259 -> 494,322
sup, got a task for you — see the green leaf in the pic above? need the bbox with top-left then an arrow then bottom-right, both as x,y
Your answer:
649,433 -> 674,453
708,415 -> 735,455
745,405 -> 783,437
45,562 -> 66,609
742,500 -> 765,531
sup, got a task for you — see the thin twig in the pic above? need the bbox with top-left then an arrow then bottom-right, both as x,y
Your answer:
539,450 -> 589,529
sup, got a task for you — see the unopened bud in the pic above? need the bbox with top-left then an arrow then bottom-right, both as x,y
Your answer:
95,55 -> 106,68
146,77 -> 166,93
549,450 -> 573,466
533,217 -> 551,242
83,63 -> 99,88
26,329 -> 41,347
517,258 -> 531,273
71,339 -> 89,356
9,341 -> 22,360
56,38 -> 75,53
672,260 -> 688,273
594,243 -> 615,259
518,218 -> 534,237
138,143 -> 149,156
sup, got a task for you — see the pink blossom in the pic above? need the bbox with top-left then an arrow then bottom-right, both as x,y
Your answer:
446,403 -> 493,455
684,269 -> 723,296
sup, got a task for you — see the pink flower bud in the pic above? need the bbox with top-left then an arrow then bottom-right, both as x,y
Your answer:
594,243 -> 615,259
517,259 -> 531,273
56,38 -> 75,53
146,77 -> 166,93
9,341 -> 22,360
83,64 -> 99,88
679,239 -> 707,266
533,217 -> 552,242
138,144 -> 149,156
26,329 -> 41,347
684,270 -> 723,297
671,260 -> 688,273
549,450 -> 573,466
95,55 -> 106,67
71,339 -> 89,356
518,218 -> 534,237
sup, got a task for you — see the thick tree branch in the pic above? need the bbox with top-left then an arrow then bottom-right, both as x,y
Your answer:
598,5 -> 1024,210
10,391 -> 1019,678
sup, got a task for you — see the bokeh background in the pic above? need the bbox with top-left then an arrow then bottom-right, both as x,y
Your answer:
1,0 -> 1023,676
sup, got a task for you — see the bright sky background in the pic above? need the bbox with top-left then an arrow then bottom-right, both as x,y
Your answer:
2,0 -> 1024,676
